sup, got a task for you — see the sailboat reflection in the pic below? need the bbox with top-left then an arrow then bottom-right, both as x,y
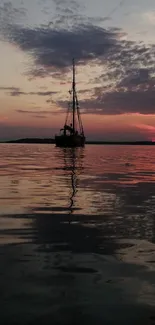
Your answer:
62,147 -> 84,216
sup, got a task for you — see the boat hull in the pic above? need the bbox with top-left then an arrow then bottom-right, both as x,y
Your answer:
55,135 -> 85,147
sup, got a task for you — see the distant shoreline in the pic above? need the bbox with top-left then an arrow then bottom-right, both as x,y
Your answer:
1,138 -> 155,145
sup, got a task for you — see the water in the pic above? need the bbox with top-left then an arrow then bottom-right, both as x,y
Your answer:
1,144 -> 155,324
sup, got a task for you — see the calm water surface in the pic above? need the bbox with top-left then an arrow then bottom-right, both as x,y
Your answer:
1,144 -> 155,324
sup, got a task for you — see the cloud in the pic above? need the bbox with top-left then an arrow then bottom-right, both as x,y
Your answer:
1,1 -> 155,116
0,87 -> 57,97
78,89 -> 92,94
0,1 -> 26,18
32,91 -> 57,96
134,123 -> 155,132
0,86 -> 20,91
2,24 -> 122,76
16,109 -> 62,115
84,87 -> 155,116
46,99 -> 55,104
0,87 -> 25,97
1,19 -> 154,84
87,88 -> 155,115
16,109 -> 38,114
57,69 -> 155,115
10,90 -> 26,96
118,68 -> 150,88
52,0 -> 84,15
0,1 -> 26,34
16,109 -> 48,118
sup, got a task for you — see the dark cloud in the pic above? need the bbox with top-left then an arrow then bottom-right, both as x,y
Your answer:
17,109 -> 36,114
0,87 -> 57,97
78,89 -> 92,94
17,109 -> 49,114
57,69 -> 155,115
33,91 -> 57,96
47,14 -> 111,32
118,68 -> 152,89
46,99 -> 55,104
0,86 -> 20,91
0,1 -> 26,34
0,87 -> 25,97
79,88 -> 155,115
10,90 -> 26,96
3,24 -> 121,73
41,0 -> 87,31
51,0 -> 109,25
1,1 -> 155,116
16,109 -> 62,115
2,21 -> 154,84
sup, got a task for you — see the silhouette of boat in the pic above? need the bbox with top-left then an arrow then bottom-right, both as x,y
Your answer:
55,59 -> 85,147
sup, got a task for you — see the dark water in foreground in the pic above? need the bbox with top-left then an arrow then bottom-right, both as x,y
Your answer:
1,144 -> 155,324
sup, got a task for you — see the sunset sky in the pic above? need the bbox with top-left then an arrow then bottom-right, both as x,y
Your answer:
0,0 -> 155,140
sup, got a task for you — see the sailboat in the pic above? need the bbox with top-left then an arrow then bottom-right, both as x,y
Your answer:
55,59 -> 85,147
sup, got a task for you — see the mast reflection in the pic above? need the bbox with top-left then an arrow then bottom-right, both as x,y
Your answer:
62,147 -> 84,216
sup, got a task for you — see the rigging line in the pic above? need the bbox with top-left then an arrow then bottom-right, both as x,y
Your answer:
77,101 -> 84,135
78,110 -> 84,134
103,0 -> 126,21
65,92 -> 72,125
65,103 -> 70,124
75,93 -> 84,135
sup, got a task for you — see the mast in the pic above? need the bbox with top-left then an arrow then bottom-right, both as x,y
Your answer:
72,58 -> 75,134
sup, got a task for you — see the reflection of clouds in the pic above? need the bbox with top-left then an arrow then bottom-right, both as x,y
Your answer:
2,143 -> 155,314
79,177 -> 155,243
0,145 -> 86,216
1,144 -> 155,246
77,188 -> 117,215
1,145 -> 155,321
78,145 -> 155,244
